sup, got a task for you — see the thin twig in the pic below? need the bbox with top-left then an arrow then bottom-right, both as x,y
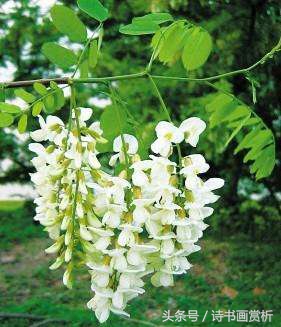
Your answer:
0,312 -> 45,320
30,319 -> 68,327
72,23 -> 103,79
122,317 -> 174,327
0,312 -> 67,325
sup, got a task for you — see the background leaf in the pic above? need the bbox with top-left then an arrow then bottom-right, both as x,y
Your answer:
32,102 -> 44,117
88,40 -> 98,68
77,0 -> 109,22
18,114 -> 28,134
33,82 -> 48,96
206,92 -> 275,180
133,13 -> 173,25
120,21 -> 160,35
0,112 -> 14,127
50,5 -> 87,42
14,89 -> 35,103
182,27 -> 212,70
0,102 -> 21,114
42,43 -> 77,69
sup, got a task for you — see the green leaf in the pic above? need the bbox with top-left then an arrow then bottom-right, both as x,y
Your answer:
0,102 -> 21,114
79,60 -> 89,78
42,42 -> 77,69
228,117 -> 258,128
205,93 -> 232,113
120,21 -> 160,35
77,0 -> 109,22
224,113 -> 251,149
99,101 -> 128,153
225,105 -> 250,122
18,114 -> 28,134
234,126 -> 262,154
14,88 -> 36,103
32,102 -> 44,117
250,145 -> 275,180
152,22 -> 187,64
50,5 -> 87,42
43,95 -> 55,113
209,100 -> 238,128
243,130 -> 272,162
133,13 -> 173,25
182,27 -> 212,70
100,104 -> 127,139
0,112 -> 14,127
33,82 -> 48,96
50,84 -> 65,111
89,40 -> 98,68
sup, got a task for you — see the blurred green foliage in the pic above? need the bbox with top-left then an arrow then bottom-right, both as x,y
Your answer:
0,0 -> 280,238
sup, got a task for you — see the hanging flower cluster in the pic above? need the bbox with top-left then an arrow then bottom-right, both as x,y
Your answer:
29,110 -> 224,323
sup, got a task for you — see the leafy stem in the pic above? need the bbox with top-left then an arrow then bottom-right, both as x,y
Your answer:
204,80 -> 275,147
151,37 -> 281,82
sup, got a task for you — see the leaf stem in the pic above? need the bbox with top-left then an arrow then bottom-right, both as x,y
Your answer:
147,74 -> 183,183
72,23 -> 103,79
109,84 -> 131,177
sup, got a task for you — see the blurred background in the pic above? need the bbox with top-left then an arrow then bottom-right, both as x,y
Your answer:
0,0 -> 280,326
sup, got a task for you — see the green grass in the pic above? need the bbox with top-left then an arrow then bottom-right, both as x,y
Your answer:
0,200 -> 25,212
0,206 -> 280,326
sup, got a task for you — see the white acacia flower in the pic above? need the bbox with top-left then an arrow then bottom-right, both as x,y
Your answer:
163,255 -> 192,274
105,248 -> 128,272
131,160 -> 152,186
118,224 -> 143,247
204,178 -> 225,191
132,198 -> 154,225
151,121 -> 184,157
151,271 -> 174,287
87,290 -> 112,323
126,245 -> 153,266
160,239 -> 175,256
110,134 -> 138,166
119,272 -> 145,292
181,154 -> 210,176
189,207 -> 214,220
74,107 -> 93,126
88,263 -> 112,288
30,115 -> 65,143
179,117 -> 206,147
102,204 -> 126,228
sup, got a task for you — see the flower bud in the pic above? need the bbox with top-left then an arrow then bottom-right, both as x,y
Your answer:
63,263 -> 73,289
49,254 -> 64,270
46,144 -> 55,154
132,187 -> 142,199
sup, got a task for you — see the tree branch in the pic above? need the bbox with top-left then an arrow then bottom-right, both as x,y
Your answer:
1,38 -> 280,89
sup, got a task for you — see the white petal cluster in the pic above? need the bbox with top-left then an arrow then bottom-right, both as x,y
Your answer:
30,114 -> 224,323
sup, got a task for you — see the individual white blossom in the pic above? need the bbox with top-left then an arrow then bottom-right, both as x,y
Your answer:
151,121 -> 183,157
179,117 -> 206,147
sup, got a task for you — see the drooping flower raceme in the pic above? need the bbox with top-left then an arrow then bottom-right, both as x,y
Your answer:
29,112 -> 224,323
